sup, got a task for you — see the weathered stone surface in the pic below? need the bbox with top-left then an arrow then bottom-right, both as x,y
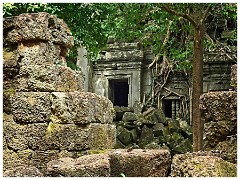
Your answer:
200,91 -> 237,123
171,152 -> 237,177
106,42 -> 140,51
4,12 -> 74,47
231,64 -> 237,89
203,120 -> 236,149
153,123 -> 165,137
89,123 -> 116,150
167,118 -> 180,132
3,149 -> 34,172
3,65 -> 84,92
3,166 -> 43,177
109,149 -> 171,177
179,120 -> 192,139
28,123 -> 60,151
214,135 -> 237,164
122,112 -> 138,122
117,126 -> 132,145
114,106 -> 134,121
47,154 -> 110,177
142,107 -> 167,125
139,125 -> 154,148
3,47 -> 19,78
9,92 -> 51,123
3,119 -> 28,151
99,50 -> 143,61
31,150 -> 60,175
51,92 -> 114,124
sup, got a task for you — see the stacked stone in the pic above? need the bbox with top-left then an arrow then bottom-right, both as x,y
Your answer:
3,12 -> 116,176
199,63 -> 237,164
47,149 -> 171,177
114,106 -> 192,155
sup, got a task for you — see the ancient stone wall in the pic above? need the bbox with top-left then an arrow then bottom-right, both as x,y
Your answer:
3,12 -> 116,175
200,64 -> 237,164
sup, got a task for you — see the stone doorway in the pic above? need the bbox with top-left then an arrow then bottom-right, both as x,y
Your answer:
109,79 -> 129,107
163,99 -> 181,119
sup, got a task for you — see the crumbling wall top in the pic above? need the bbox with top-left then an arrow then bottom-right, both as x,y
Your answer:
3,12 -> 74,47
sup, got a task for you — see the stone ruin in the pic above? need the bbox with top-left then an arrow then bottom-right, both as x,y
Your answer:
3,12 -> 116,176
3,12 -> 237,177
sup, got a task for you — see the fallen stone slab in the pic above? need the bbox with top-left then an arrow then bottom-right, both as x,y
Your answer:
47,154 -> 110,177
109,149 -> 171,177
171,151 -> 237,177
3,166 -> 43,177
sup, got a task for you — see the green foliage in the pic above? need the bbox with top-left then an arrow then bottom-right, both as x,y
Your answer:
3,3 -> 237,71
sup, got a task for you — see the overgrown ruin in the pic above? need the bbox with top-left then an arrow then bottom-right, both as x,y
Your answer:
3,12 -> 237,177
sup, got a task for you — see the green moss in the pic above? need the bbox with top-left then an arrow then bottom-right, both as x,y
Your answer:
3,50 -> 14,61
4,88 -> 16,96
89,149 -> 107,155
216,161 -> 237,177
45,121 -> 62,138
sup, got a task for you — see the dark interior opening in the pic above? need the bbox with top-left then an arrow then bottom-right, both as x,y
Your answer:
109,79 -> 129,107
163,99 -> 172,118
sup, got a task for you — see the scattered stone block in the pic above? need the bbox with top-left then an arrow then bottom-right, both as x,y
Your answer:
171,152 -> 237,177
109,149 -> 171,177
117,126 -> 132,145
47,154 -> 110,177
139,125 -> 154,148
3,166 -> 43,177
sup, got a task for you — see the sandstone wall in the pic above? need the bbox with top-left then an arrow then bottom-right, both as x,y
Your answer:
3,12 -> 116,175
199,64 -> 237,164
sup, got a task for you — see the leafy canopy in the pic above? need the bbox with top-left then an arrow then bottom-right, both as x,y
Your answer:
3,3 -> 237,70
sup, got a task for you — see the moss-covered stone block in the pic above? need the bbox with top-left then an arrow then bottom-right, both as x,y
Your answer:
89,123 -> 116,150
171,152 -> 237,177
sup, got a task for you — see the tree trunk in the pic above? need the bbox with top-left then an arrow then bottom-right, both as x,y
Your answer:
192,25 -> 204,151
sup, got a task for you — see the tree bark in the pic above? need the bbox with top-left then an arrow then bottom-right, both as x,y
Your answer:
192,25 -> 204,151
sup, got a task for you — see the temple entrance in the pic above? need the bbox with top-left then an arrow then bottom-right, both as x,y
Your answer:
163,99 -> 181,119
109,79 -> 129,107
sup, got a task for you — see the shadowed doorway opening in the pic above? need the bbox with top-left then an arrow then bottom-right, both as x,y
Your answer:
109,79 -> 129,107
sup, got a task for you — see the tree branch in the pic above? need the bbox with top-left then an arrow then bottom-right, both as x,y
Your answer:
200,5 -> 212,25
161,5 -> 198,27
